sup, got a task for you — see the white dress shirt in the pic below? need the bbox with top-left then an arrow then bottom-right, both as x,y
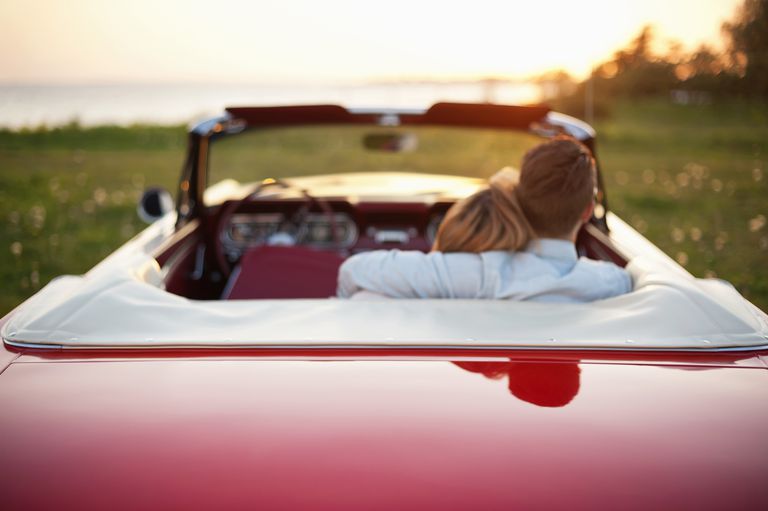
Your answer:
337,239 -> 633,302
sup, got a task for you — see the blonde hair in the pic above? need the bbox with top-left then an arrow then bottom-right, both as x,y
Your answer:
433,169 -> 533,253
516,136 -> 596,238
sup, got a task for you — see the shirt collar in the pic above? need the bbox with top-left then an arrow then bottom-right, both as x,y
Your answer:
524,238 -> 578,263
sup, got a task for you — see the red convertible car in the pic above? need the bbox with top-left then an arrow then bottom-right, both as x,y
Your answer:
1,103 -> 767,510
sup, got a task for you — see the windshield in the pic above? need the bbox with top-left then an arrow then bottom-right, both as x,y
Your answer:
206,125 -> 542,201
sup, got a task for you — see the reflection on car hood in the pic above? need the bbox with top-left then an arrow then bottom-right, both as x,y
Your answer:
1,357 -> 767,509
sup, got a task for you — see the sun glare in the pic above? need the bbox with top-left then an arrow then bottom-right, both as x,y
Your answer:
0,0 -> 744,83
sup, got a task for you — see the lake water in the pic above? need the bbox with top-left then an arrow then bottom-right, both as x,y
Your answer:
0,82 -> 543,129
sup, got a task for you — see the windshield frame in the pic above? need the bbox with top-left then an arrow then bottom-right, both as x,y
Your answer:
175,103 -> 606,231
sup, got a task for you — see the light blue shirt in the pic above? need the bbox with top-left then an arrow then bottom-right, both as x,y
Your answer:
337,239 -> 633,302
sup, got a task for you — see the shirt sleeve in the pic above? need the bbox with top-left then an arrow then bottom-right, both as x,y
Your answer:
337,250 -> 483,299
587,259 -> 634,300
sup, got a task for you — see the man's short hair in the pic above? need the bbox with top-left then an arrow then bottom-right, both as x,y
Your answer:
515,136 -> 596,238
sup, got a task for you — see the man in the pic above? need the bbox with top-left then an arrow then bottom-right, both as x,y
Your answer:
337,136 -> 631,302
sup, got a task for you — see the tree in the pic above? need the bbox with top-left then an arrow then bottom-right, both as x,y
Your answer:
600,25 -> 677,98
722,0 -> 768,96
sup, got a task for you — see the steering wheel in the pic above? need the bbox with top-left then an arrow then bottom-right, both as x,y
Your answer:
214,179 -> 341,277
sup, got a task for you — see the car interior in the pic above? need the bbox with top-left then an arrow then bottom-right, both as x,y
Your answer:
154,186 -> 628,301
150,106 -> 629,302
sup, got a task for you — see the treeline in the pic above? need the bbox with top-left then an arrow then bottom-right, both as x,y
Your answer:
543,0 -> 767,117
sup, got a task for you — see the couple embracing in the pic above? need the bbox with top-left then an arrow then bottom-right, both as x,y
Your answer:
338,136 -> 632,302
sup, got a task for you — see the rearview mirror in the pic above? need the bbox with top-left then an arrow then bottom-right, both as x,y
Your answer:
138,187 -> 173,223
362,132 -> 417,152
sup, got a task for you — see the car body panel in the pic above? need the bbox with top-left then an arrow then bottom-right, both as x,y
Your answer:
1,351 -> 767,510
0,348 -> 19,375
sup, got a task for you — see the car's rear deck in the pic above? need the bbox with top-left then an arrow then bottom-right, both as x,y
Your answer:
3,218 -> 766,352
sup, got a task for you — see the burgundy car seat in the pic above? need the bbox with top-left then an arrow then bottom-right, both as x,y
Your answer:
223,246 -> 346,300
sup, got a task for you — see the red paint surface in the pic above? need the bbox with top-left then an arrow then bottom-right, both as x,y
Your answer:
1,351 -> 767,510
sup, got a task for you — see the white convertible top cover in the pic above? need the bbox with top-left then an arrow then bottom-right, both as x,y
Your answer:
3,251 -> 767,350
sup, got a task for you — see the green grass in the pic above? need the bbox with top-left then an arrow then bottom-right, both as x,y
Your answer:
210,126 -> 542,184
0,98 -> 766,316
594,98 -> 768,309
0,124 -> 186,316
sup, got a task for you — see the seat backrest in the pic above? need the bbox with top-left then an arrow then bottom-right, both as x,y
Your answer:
223,246 -> 346,300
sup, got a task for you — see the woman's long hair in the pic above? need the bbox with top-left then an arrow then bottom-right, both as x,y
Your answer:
432,168 -> 534,253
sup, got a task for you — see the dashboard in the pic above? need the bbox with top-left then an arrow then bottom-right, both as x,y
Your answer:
224,212 -> 358,251
218,199 -> 449,266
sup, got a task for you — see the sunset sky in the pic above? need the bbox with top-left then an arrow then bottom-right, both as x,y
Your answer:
0,0 -> 744,84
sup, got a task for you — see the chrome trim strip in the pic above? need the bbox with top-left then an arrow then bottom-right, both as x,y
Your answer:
348,107 -> 426,116
189,113 -> 233,136
4,338 -> 768,353
544,112 -> 596,141
3,340 -> 63,350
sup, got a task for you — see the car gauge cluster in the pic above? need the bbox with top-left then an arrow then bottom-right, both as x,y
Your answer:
223,212 -> 358,258
300,213 -> 358,247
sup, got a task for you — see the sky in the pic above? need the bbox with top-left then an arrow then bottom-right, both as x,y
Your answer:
0,0 -> 744,84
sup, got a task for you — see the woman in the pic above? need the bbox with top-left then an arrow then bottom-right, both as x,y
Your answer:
337,136 -> 632,302
431,168 -> 533,254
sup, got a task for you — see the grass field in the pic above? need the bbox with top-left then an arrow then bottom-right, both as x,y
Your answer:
1,98 -> 766,315
593,99 -> 767,311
